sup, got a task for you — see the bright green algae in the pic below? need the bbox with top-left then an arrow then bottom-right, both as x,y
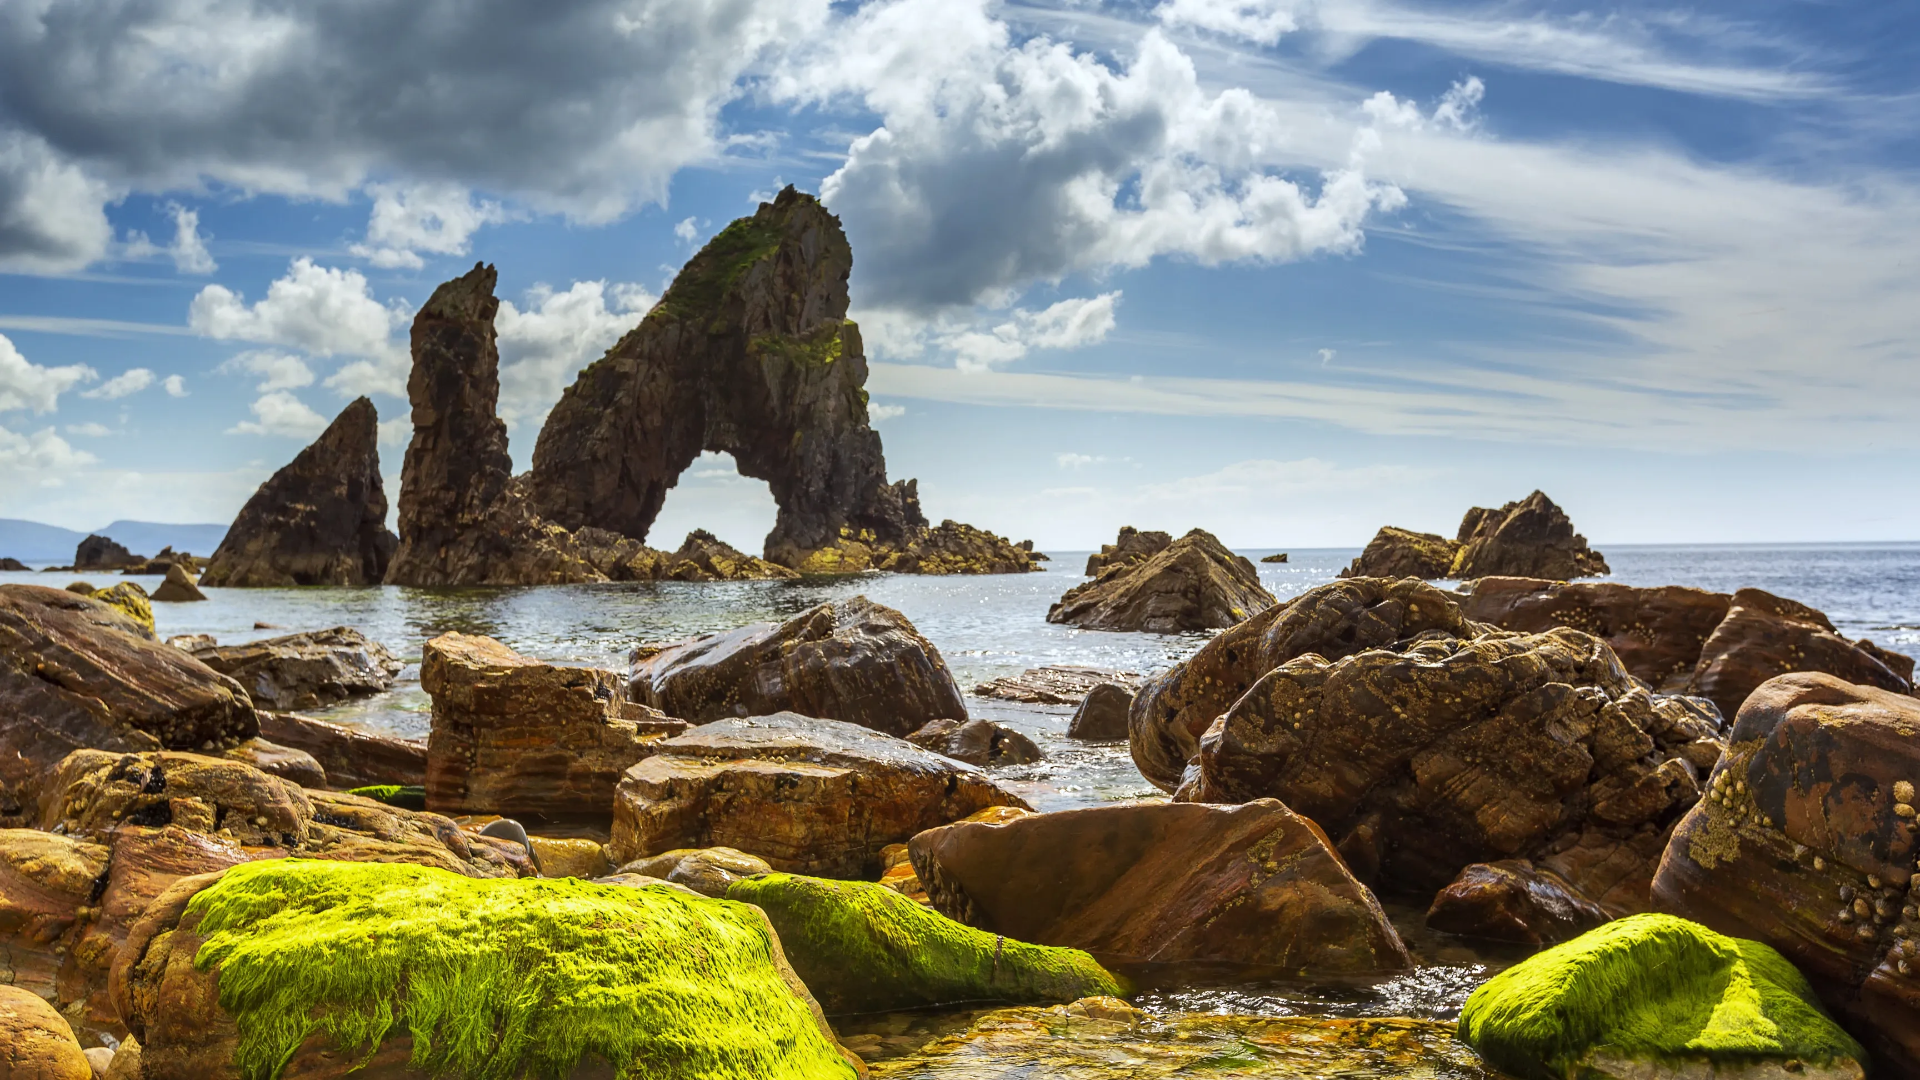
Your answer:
343,783 -> 425,809
186,859 -> 857,1080
1457,913 -> 1862,1079
728,873 -> 1125,1014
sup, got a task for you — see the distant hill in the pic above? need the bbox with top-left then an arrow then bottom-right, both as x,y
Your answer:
0,519 -> 228,564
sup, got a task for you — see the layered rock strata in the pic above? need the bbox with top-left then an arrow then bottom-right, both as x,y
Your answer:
1686,588 -> 1912,719
254,712 -> 426,790
1462,576 -> 1731,692
201,397 -> 398,586
972,665 -> 1141,705
181,627 -> 401,711
1048,528 -> 1275,633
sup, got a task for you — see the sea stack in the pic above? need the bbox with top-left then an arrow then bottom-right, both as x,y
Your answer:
202,397 -> 398,586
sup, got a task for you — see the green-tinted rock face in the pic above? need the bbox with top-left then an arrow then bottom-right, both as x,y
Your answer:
728,873 -> 1124,1014
166,859 -> 857,1080
1458,913 -> 1864,1080
88,581 -> 154,636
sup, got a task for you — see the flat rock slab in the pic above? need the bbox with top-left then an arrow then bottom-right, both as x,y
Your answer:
185,627 -> 401,711
971,666 -> 1141,706
909,799 -> 1410,973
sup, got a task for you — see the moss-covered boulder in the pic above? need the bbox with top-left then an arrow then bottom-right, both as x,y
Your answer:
88,581 -> 155,637
1458,914 -> 1864,1079
728,873 -> 1123,1015
117,859 -> 862,1079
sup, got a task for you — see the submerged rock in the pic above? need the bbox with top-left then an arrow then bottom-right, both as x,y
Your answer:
1083,527 -> 1171,577
1338,526 -> 1459,580
728,873 -> 1122,1014
1047,528 -> 1275,633
1452,490 -> 1609,580
1067,682 -> 1134,740
183,626 -> 401,710
972,665 -> 1141,706
630,596 -> 967,736
904,718 -> 1041,767
1651,672 -> 1920,1075
1462,577 -> 1731,692
1426,860 -> 1611,946
255,711 -> 426,790
1458,914 -> 1863,1080
201,396 -> 398,587
115,860 -> 862,1079
1685,588 -> 1912,720
422,632 -> 686,829
608,713 -> 1028,878
0,984 -> 93,1080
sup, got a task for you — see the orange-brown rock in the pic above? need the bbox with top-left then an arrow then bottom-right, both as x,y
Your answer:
1128,578 -> 1476,791
908,799 -> 1410,973
1083,526 -> 1171,577
0,585 -> 257,826
609,713 -> 1028,878
1462,577 -> 1731,692
1651,673 -> 1920,1076
1425,860 -> 1610,945
1451,490 -> 1608,580
0,829 -> 108,1004
1686,588 -> 1912,720
629,596 -> 966,736
254,712 -> 425,790
1337,526 -> 1459,580
0,984 -> 92,1080
1189,627 -> 1722,911
147,565 -> 205,603
220,738 -> 327,788
422,633 -> 686,828
180,627 -> 400,711
1048,528 -> 1274,633
903,718 -> 1040,767
613,846 -> 773,898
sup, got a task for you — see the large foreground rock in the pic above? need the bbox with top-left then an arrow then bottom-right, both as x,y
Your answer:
181,627 -> 401,710
609,713 -> 1027,877
0,984 -> 92,1079
1462,576 -> 1731,692
1460,914 -> 1863,1080
423,633 -> 686,828
909,800 -> 1411,972
200,397 -> 399,586
1686,588 -> 1912,720
1452,490 -> 1609,580
113,860 -> 861,1080
629,596 -> 966,736
1652,673 -> 1920,1074
0,585 -> 256,825
254,711 -> 426,790
1047,528 -> 1275,632
1188,624 -> 1724,911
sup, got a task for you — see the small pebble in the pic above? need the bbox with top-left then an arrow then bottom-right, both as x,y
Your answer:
1814,856 -> 1827,871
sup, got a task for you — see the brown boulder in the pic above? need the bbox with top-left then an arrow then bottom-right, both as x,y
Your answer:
1067,682 -> 1134,741
609,712 -> 1028,878
0,585 -> 257,826
1451,490 -> 1609,580
972,665 -> 1140,705
181,627 -> 400,711
422,633 -> 686,829
908,799 -> 1410,973
1651,673 -> 1920,1075
1686,588 -> 1912,720
0,829 -> 109,1003
253,712 -> 425,790
1129,578 -> 1475,791
903,718 -> 1041,767
1425,860 -> 1610,945
1189,626 -> 1722,911
1047,528 -> 1275,633
1337,526 -> 1458,580
0,984 -> 92,1080
629,596 -> 966,736
146,565 -> 204,603
199,397 -> 398,587
220,738 -> 327,788
1461,576 -> 1731,691
1084,526 -> 1171,577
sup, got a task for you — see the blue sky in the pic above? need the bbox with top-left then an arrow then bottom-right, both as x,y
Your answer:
1,0 -> 1915,551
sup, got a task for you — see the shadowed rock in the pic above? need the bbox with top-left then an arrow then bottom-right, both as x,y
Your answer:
182,627 -> 401,711
1068,682 -> 1134,740
255,712 -> 426,790
1048,528 -> 1275,633
1338,526 -> 1458,580
904,717 -> 1041,767
1426,860 -> 1610,945
202,397 -> 398,586
74,535 -> 139,570
1341,492 -> 1607,581
1686,588 -> 1912,719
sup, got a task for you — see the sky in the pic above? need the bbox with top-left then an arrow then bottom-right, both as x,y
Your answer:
1,0 -> 1916,552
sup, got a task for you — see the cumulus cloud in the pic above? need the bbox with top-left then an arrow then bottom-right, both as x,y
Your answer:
497,280 -> 657,429
1364,77 -> 1485,133
190,258 -> 405,358
228,391 -> 329,438
0,131 -> 115,273
162,374 -> 188,397
219,351 -> 315,392
0,333 -> 95,413
0,425 -> 95,493
350,182 -> 509,269
1156,0 -> 1301,45
81,368 -> 156,400
865,292 -> 1122,372
674,217 -> 699,244
867,402 -> 905,422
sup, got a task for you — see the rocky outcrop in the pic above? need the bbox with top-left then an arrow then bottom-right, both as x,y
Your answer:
201,397 -> 398,586
0,585 -> 257,826
254,712 -> 426,790
1462,577 -> 1731,692
1338,526 -> 1458,580
0,828 -> 108,1004
524,187 -> 1033,575
629,596 -> 967,736
148,563 -> 205,602
422,633 -> 686,829
1047,528 -> 1275,633
0,984 -> 92,1080
1686,588 -> 1912,720
0,556 -> 28,570
972,665 -> 1140,705
1341,492 -> 1607,581
1084,526 -> 1170,576
118,546 -> 202,576
657,529 -> 799,580
181,627 -> 400,711
1651,673 -> 1920,1075
909,800 -> 1411,972
903,717 -> 1041,767
88,582 -> 153,637
1187,626 -> 1723,911
608,713 -> 1028,877
1426,860 -> 1610,945
1067,682 -> 1134,740
73,535 -> 138,570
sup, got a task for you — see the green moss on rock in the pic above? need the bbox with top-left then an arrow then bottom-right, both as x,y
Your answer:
650,216 -> 783,325
344,783 -> 426,810
728,872 -> 1124,1014
90,581 -> 154,635
187,859 -> 858,1080
1458,913 -> 1863,1080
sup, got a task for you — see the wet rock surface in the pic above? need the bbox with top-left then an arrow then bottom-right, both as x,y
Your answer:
609,713 -> 1028,877
181,627 -> 401,711
972,666 -> 1141,706
1651,672 -> 1920,1075
629,596 -> 967,736
1067,682 -> 1134,740
910,799 -> 1412,973
200,397 -> 398,587
1426,860 -> 1611,945
1048,528 -> 1275,633
1686,588 -> 1912,720
1463,576 -> 1731,692
904,718 -> 1042,767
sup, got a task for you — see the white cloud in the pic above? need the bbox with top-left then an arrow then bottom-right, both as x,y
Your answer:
1363,77 -> 1484,133
166,203 -> 217,274
81,368 -> 155,400
350,182 -> 509,269
219,350 -> 315,392
497,280 -> 657,429
190,258 -> 405,358
227,391 -> 330,438
0,131 -> 115,273
162,374 -> 187,397
1317,348 -> 1336,366
0,332 -> 95,412
1056,452 -> 1108,469
377,415 -> 411,447
868,402 -> 905,422
0,425 -> 96,490
1156,0 -> 1301,46
866,292 -> 1123,373
64,421 -> 113,437
674,217 -> 699,244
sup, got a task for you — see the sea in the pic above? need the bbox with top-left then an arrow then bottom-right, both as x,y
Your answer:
6,542 -> 1918,1027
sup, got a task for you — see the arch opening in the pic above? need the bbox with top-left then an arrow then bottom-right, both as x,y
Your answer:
648,451 -> 779,554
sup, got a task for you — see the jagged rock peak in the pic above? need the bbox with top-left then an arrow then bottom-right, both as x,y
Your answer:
203,396 -> 397,587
